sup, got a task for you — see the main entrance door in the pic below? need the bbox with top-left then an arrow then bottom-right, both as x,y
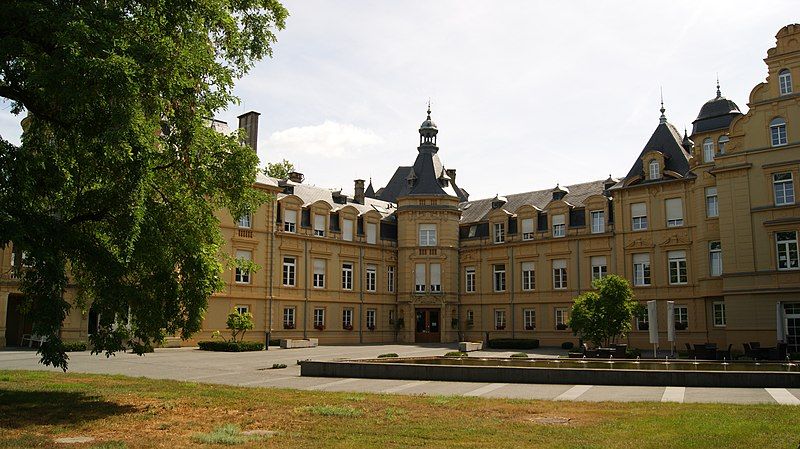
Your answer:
415,308 -> 440,343
5,295 -> 32,347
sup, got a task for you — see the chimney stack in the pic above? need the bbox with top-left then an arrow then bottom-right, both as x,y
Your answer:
237,111 -> 260,152
354,179 -> 365,204
288,171 -> 305,183
446,168 -> 456,184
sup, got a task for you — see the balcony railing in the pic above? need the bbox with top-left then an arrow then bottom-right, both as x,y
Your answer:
237,229 -> 254,239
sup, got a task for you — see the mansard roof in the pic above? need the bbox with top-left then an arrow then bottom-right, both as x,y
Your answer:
459,179 -> 606,224
623,120 -> 692,183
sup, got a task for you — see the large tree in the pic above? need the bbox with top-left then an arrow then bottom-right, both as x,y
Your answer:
568,275 -> 643,348
0,0 -> 288,369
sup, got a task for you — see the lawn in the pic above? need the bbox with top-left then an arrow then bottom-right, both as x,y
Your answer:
0,370 -> 798,448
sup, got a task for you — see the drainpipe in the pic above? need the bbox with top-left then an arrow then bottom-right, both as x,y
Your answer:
359,246 -> 364,344
510,245 -> 515,339
457,243 -> 462,342
303,239 -> 308,339
267,202 -> 276,349
576,239 -> 581,295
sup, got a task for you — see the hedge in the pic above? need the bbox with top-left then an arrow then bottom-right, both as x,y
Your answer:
487,338 -> 540,350
197,341 -> 264,352
63,341 -> 88,352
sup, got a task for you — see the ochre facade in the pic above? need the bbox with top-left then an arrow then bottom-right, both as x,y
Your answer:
2,25 -> 800,353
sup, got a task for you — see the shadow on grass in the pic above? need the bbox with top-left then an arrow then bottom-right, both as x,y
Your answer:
0,389 -> 137,429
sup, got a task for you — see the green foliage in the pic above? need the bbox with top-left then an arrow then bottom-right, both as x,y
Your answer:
626,348 -> 642,358
487,339 -> 540,349
0,0 -> 288,370
568,275 -> 643,347
197,341 -> 264,352
264,159 -> 295,180
271,363 -> 287,369
63,341 -> 88,352
444,351 -> 468,357
226,309 -> 255,343
192,424 -> 249,445
509,352 -> 529,358
377,353 -> 399,358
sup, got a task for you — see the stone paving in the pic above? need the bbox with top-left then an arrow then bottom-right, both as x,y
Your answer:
1,344 -> 798,405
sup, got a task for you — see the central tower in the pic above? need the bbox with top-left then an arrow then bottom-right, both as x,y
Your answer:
396,106 -> 463,343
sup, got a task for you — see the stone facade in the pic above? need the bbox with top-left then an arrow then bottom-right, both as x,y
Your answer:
2,24 -> 800,353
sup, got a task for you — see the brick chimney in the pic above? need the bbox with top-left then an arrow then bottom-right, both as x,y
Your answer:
288,171 -> 304,183
237,111 -> 260,152
354,179 -> 365,204
446,168 -> 456,184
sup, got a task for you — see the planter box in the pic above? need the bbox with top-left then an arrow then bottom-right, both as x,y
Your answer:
280,338 -> 319,349
161,337 -> 182,348
458,341 -> 483,352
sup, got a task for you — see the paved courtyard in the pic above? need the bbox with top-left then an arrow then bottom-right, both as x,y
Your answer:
1,344 -> 798,405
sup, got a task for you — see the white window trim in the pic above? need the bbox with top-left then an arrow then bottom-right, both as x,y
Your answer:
523,309 -> 536,330
777,231 -> 799,271
773,172 -> 795,206
283,209 -> 297,233
706,187 -> 719,218
465,267 -> 476,293
713,301 -> 726,327
342,263 -> 354,290
493,222 -> 505,244
590,210 -> 605,234
493,264 -> 506,292
779,69 -> 793,96
282,257 -> 296,287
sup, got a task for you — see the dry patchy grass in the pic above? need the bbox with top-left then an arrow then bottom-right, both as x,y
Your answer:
0,370 -> 798,448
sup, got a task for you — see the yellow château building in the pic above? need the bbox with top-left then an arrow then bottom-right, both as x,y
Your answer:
2,24 -> 800,354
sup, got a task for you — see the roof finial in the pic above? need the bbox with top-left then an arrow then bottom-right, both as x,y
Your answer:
716,74 -> 721,98
659,87 -> 667,124
426,99 -> 431,119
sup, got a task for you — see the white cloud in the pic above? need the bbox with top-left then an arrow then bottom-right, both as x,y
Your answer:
267,120 -> 383,159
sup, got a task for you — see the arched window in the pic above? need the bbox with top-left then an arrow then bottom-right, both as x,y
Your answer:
703,138 -> 715,163
649,159 -> 660,180
779,69 -> 793,95
717,135 -> 729,154
771,117 -> 787,147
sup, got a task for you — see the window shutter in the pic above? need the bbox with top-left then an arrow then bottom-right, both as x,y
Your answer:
591,256 -> 606,267
415,264 -> 426,285
342,219 -> 354,241
314,259 -> 324,274
314,214 -> 325,232
552,214 -> 565,226
284,209 -> 297,224
553,259 -> 566,269
366,222 -> 377,244
631,202 -> 646,217
430,264 -> 441,285
633,253 -> 649,264
666,198 -> 683,222
521,261 -> 534,272
522,218 -> 534,234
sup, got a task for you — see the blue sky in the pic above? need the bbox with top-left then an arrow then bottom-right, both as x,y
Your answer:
1,1 -> 794,199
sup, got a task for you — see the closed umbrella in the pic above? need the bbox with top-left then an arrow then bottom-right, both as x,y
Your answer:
647,300 -> 658,357
667,301 -> 675,355
777,302 -> 786,343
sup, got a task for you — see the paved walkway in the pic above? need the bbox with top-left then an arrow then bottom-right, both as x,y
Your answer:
1,344 -> 798,405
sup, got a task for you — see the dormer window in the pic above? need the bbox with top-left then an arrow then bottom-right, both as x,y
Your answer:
771,117 -> 788,147
648,159 -> 660,180
552,214 -> 565,238
718,135 -> 729,154
703,138 -> 714,163
283,209 -> 297,233
313,214 -> 326,237
779,69 -> 793,95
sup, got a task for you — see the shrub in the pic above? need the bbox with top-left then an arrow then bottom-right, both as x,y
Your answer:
626,348 -> 642,358
377,353 -> 399,358
271,363 -> 287,369
63,341 -> 87,352
268,339 -> 281,347
487,338 -> 540,349
444,351 -> 468,357
197,341 -> 264,352
509,352 -> 528,358
192,424 -> 249,445
561,341 -> 574,350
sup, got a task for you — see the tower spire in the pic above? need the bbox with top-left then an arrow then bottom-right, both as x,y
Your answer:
659,87 -> 667,124
716,74 -> 721,98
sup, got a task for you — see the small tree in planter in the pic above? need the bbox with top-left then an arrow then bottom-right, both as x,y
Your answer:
226,309 -> 254,343
568,275 -> 643,348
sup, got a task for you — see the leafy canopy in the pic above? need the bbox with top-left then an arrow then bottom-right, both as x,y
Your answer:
0,0 -> 288,369
225,309 -> 255,343
264,159 -> 294,179
568,275 -> 643,347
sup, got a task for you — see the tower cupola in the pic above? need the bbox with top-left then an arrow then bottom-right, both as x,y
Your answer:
419,103 -> 439,149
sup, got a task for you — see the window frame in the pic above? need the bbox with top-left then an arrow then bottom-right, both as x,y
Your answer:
552,214 -> 565,238
712,301 -> 726,327
342,308 -> 354,329
313,259 -> 325,289
493,264 -> 506,292
702,138 -> 714,163
771,117 -> 788,147
590,210 -> 605,234
633,253 -> 651,287
523,308 -> 536,330
313,308 -> 325,329
718,135 -> 729,154
387,266 -> 395,293
366,222 -> 377,244
494,309 -> 506,330
552,260 -> 567,290
555,308 -> 569,328
365,264 -> 377,292
283,209 -> 297,233
665,198 -> 684,227
773,172 -> 795,206
649,159 -> 660,180
631,202 -> 648,231
283,307 -> 296,329
590,256 -> 607,282
429,263 -> 442,293
493,222 -> 505,244
419,223 -> 437,247
282,256 -> 296,287
234,250 -> 252,284
235,305 -> 249,315
366,308 -> 376,330
521,262 -> 535,291
521,217 -> 535,240
668,251 -> 688,285
776,231 -> 799,271
674,305 -> 688,328
779,69 -> 793,96
237,213 -> 252,229
313,213 -> 326,237
706,186 -> 719,218
415,263 -> 426,293
342,218 -> 354,241
709,241 -> 722,277
342,262 -> 354,290
465,267 -> 476,293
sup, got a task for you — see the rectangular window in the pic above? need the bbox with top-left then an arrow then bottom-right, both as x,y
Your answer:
430,263 -> 441,292
283,307 -> 296,329
666,198 -> 684,227
465,267 -> 476,293
235,305 -> 249,315
342,263 -> 353,290
709,241 -> 722,277
555,308 -> 569,327
237,213 -> 251,228
552,214 -> 565,238
590,256 -> 607,282
522,217 -> 535,240
494,222 -> 505,243
235,250 -> 252,284
637,308 -> 649,331
493,264 -> 506,292
772,121 -> 788,146
364,223 -> 376,245
365,265 -> 377,292
494,309 -> 506,330
313,308 -> 325,329
713,301 -> 726,327
777,231 -> 799,270
524,309 -> 536,330
706,187 -> 719,218
774,173 -> 795,206
674,305 -> 688,328
342,218 -> 354,241
468,225 -> 477,238
521,261 -> 535,291
590,210 -> 605,234
342,308 -> 353,329
415,263 -> 426,292
553,259 -> 567,289
631,202 -> 648,230
633,253 -> 651,286
366,309 -> 376,330
419,224 -> 437,246
282,256 -> 296,287
284,209 -> 297,233
668,250 -> 688,285
780,71 -> 793,95
466,309 -> 474,325
313,259 -> 325,288
313,214 -> 325,237
387,266 -> 395,293
389,310 -> 396,325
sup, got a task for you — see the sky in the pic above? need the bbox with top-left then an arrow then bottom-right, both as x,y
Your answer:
0,1 -> 795,200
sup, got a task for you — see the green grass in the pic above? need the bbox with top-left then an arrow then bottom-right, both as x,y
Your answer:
1,370 -> 800,448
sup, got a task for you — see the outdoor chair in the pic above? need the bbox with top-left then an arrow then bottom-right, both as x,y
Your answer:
717,344 -> 733,360
749,341 -> 761,349
685,343 -> 695,358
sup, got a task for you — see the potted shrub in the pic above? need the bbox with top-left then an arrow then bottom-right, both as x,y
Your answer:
524,324 -> 535,331
313,324 -> 325,331
556,323 -> 569,330
343,324 -> 354,331
675,321 -> 688,330
495,324 -> 506,330
367,324 -> 376,331
283,322 -> 295,330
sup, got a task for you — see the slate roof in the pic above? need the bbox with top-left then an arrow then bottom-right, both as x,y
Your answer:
458,179 -> 607,224
276,179 -> 396,218
623,120 -> 692,181
692,92 -> 742,135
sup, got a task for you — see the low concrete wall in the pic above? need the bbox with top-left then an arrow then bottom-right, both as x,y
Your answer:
280,338 -> 319,349
300,360 -> 800,388
458,342 -> 483,352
